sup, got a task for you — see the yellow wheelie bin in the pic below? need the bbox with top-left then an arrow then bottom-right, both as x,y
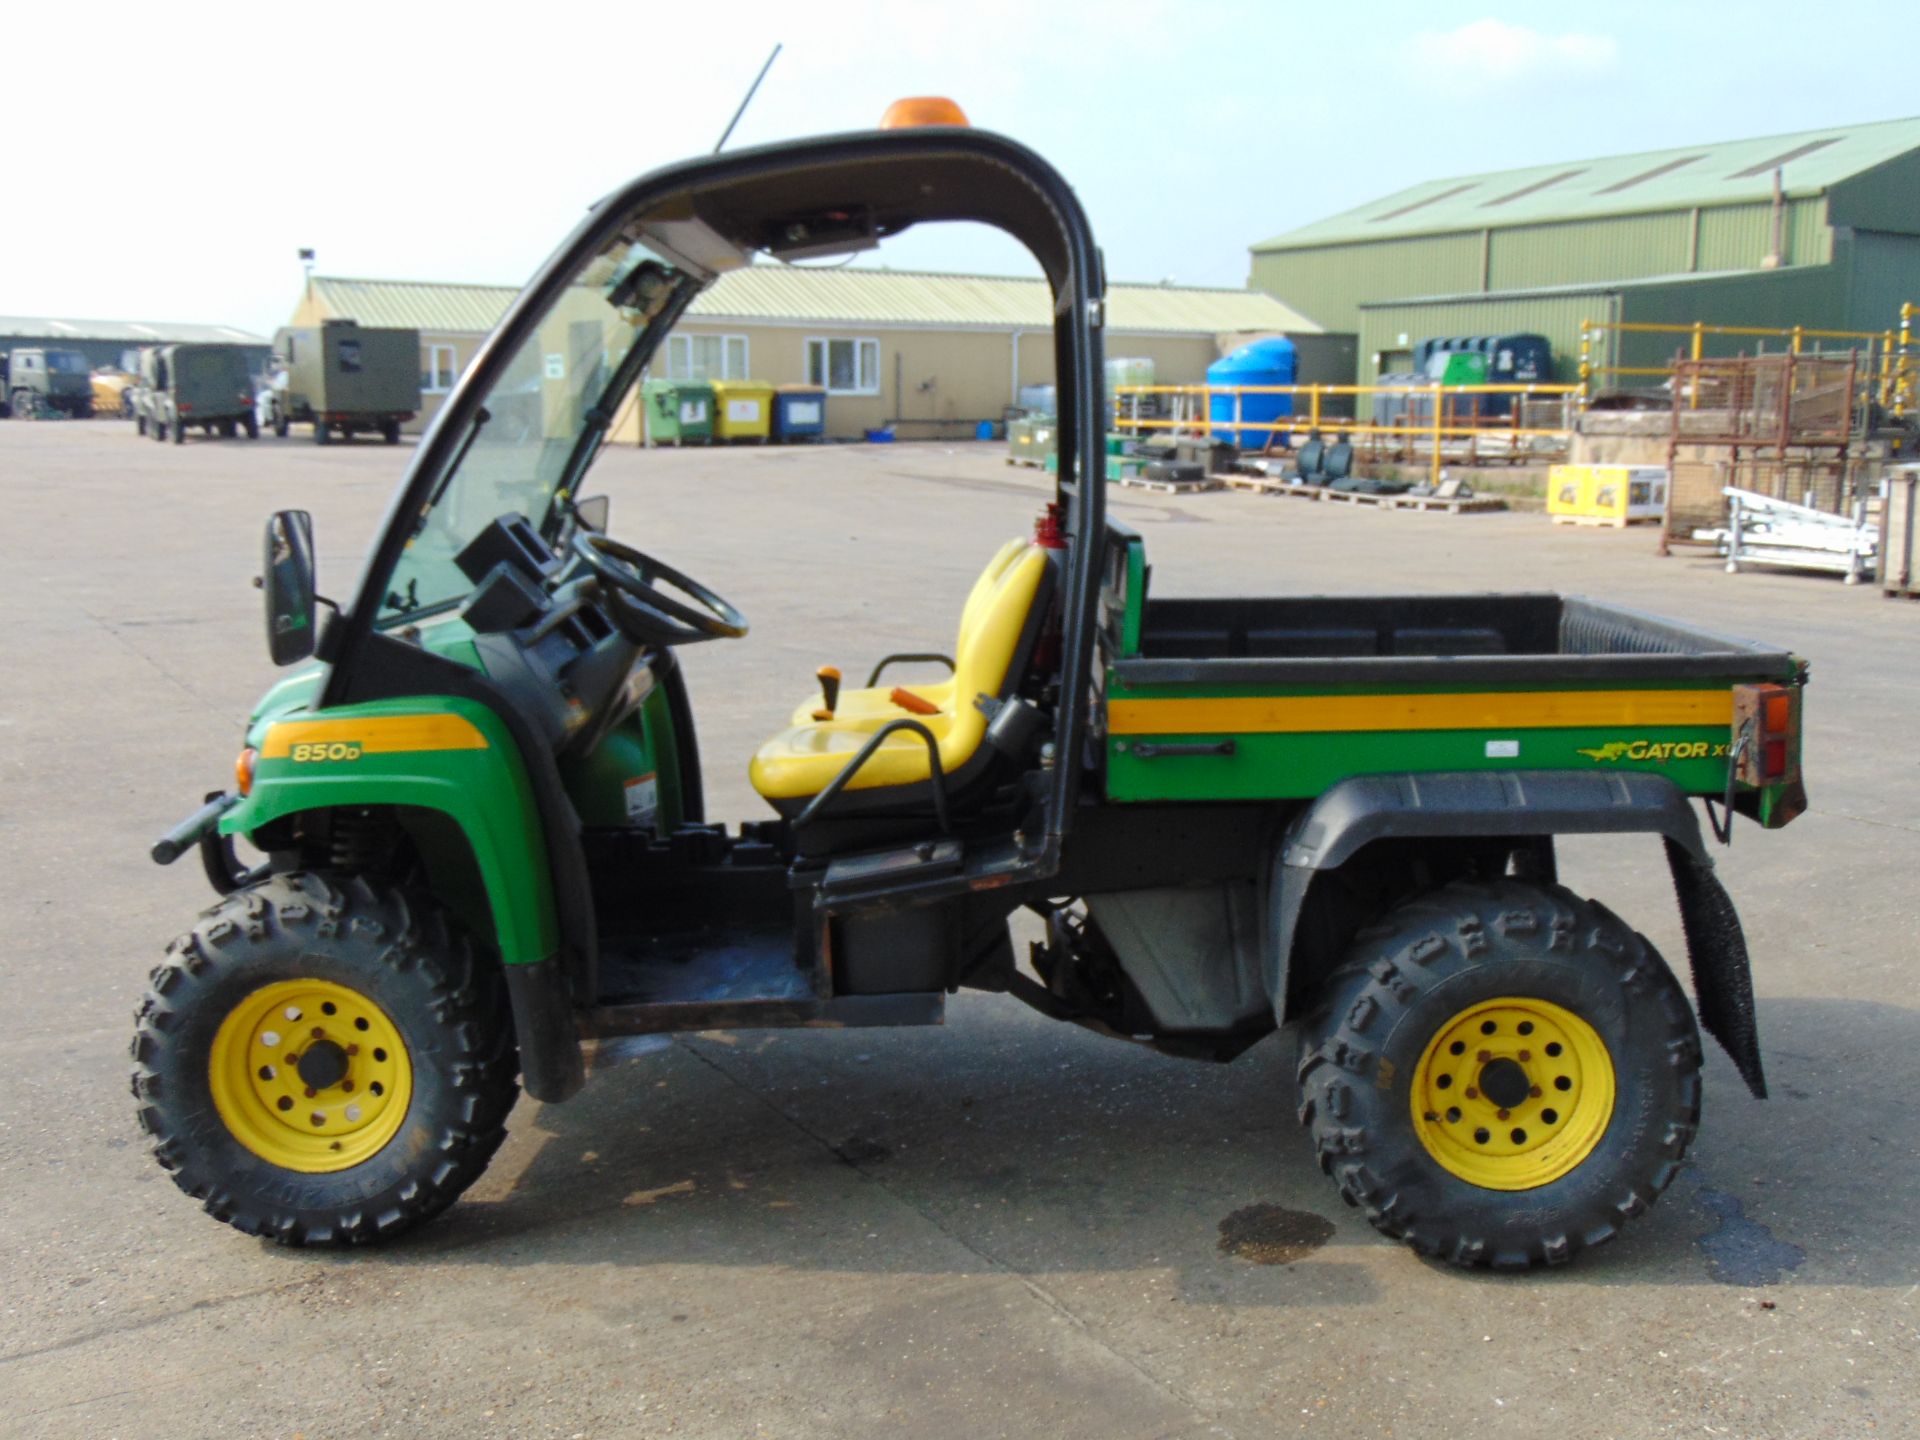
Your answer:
709,379 -> 775,443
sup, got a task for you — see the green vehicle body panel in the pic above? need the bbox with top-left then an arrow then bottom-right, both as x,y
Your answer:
224,694 -> 558,966
1102,670 -> 1801,813
1106,719 -> 1738,802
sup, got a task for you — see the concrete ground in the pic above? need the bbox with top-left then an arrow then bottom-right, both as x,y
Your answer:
1,423 -> 1916,1439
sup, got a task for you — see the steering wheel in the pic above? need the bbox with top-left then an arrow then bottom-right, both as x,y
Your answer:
572,532 -> 749,647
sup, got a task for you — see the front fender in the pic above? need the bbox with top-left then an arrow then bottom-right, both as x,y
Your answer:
225,697 -> 559,967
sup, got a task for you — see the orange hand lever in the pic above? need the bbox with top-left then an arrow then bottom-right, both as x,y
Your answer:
811,665 -> 842,721
888,686 -> 939,716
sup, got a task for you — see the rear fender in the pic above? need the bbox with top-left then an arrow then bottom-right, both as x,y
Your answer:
1267,770 -> 1765,1096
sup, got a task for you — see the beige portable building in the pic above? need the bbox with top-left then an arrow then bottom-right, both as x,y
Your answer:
293,268 -> 1320,439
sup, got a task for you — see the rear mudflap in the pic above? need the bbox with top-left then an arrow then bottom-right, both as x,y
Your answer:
1664,838 -> 1766,1099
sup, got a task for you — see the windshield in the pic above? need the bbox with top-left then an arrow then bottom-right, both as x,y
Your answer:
46,352 -> 89,374
380,243 -> 686,622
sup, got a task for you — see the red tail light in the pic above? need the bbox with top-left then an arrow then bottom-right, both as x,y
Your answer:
1733,682 -> 1800,787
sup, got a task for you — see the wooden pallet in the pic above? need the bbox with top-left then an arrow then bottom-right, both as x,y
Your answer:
1223,474 -> 1280,494
1315,488 -> 1506,514
1113,474 -> 1224,494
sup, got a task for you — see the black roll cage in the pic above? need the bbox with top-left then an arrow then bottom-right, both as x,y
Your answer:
316,126 -> 1108,877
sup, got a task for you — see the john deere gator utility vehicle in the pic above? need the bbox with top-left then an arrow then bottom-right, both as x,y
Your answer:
136,99 -> 1809,1268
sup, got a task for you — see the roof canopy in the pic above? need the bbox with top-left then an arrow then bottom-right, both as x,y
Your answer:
1256,115 -> 1920,251
0,315 -> 268,345
306,267 -> 1318,338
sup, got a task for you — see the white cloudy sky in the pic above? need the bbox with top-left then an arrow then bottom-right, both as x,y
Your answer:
4,0 -> 1911,336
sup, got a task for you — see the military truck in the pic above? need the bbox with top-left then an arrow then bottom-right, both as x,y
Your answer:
5,346 -> 94,418
258,320 -> 419,444
131,344 -> 259,443
139,101 -> 1809,1270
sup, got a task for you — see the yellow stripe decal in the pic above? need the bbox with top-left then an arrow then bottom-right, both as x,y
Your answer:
1107,689 -> 1734,736
260,714 -> 490,758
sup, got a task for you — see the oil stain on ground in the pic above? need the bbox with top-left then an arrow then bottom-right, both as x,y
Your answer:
1217,1204 -> 1336,1265
1694,1184 -> 1804,1285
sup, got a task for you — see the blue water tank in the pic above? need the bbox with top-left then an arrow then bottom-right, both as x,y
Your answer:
1207,337 -> 1297,450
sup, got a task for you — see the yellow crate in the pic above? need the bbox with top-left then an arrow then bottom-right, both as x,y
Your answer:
1548,464 -> 1667,527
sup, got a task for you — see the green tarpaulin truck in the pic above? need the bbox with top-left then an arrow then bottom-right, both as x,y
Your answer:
131,343 -> 258,442
6,346 -> 93,418
136,102 -> 1808,1270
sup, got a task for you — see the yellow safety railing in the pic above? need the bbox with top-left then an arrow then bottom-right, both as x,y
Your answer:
1579,306 -> 1918,414
1111,383 -> 1582,485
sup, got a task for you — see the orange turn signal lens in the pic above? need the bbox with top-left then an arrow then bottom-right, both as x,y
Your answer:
235,747 -> 258,796
879,96 -> 969,129
1763,692 -> 1792,735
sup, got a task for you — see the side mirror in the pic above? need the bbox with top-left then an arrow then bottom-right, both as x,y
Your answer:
574,494 -> 611,534
262,510 -> 317,666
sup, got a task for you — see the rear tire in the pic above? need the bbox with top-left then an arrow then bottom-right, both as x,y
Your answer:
244,412 -> 260,440
172,417 -> 186,444
132,873 -> 520,1245
315,419 -> 331,445
381,419 -> 401,444
274,413 -> 289,439
136,414 -> 148,436
1295,878 -> 1701,1270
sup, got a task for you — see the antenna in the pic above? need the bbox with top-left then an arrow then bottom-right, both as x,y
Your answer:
715,43 -> 782,154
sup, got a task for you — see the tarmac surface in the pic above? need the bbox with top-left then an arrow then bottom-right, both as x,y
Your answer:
1,423 -> 1916,1439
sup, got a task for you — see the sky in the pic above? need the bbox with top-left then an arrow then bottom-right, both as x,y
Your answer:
4,0 -> 1914,339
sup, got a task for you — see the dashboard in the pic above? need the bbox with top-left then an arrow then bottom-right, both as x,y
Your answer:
449,513 -> 651,756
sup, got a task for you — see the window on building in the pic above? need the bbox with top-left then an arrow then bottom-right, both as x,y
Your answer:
666,333 -> 749,381
805,337 -> 880,395
422,343 -> 458,393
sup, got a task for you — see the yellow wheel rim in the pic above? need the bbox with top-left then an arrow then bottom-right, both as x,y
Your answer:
1410,996 -> 1614,1192
208,979 -> 413,1173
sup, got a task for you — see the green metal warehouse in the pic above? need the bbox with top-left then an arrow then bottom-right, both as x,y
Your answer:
1248,117 -> 1920,387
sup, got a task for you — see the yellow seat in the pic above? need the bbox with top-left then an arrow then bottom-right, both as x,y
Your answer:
752,544 -> 1052,806
787,537 -> 1029,727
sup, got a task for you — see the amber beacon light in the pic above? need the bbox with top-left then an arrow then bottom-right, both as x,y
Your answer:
879,96 -> 970,129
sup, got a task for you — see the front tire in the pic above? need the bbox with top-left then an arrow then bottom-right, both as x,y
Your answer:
1295,879 -> 1701,1269
132,873 -> 520,1245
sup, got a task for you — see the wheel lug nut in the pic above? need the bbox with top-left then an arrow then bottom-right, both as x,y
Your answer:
1478,1050 -> 1491,1062
304,1087 -> 317,1098
1465,1087 -> 1479,1099
342,1081 -> 354,1093
1530,1085 -> 1543,1098
311,1026 -> 325,1039
1497,1108 -> 1511,1120
1518,1049 -> 1532,1062
346,1044 -> 360,1056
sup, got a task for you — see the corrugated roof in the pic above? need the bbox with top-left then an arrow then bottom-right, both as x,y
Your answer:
304,278 -> 519,333
0,315 -> 268,345
306,267 -> 1318,337
1355,269 -> 1776,309
1255,115 -> 1920,251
